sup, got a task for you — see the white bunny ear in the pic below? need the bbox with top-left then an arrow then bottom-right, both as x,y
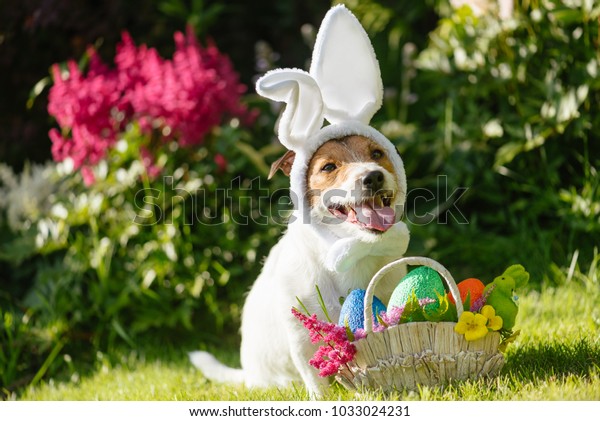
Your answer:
255,69 -> 324,151
309,5 -> 383,125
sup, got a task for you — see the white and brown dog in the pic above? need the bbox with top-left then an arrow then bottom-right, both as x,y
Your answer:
190,5 -> 410,398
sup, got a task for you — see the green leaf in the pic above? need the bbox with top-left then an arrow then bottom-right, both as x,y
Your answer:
498,329 -> 521,353
494,141 -> 524,168
376,313 -> 388,328
234,141 -> 270,177
463,290 -> 471,311
295,297 -> 310,316
158,0 -> 187,18
399,291 -> 426,323
344,317 -> 354,342
27,76 -> 52,109
550,8 -> 583,25
111,319 -> 136,348
445,301 -> 459,322
315,284 -> 332,323
424,290 -> 451,322
29,338 -> 66,388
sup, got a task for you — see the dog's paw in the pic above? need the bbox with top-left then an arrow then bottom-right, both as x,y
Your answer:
326,237 -> 369,272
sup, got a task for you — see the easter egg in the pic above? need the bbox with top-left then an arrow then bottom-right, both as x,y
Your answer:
338,289 -> 387,332
448,278 -> 485,305
388,266 -> 445,314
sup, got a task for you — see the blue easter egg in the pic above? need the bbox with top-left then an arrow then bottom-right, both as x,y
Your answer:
338,289 -> 387,332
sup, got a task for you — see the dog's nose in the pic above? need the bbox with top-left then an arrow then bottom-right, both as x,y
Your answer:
363,170 -> 384,192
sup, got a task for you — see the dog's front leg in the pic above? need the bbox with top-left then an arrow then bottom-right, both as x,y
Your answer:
287,327 -> 329,399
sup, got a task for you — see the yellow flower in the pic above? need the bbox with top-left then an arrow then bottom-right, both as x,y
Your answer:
454,311 -> 488,341
481,305 -> 503,331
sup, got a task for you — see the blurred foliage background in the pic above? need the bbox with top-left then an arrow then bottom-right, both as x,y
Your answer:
0,0 -> 599,397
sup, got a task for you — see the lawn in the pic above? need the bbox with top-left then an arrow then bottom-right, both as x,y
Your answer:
20,275 -> 600,401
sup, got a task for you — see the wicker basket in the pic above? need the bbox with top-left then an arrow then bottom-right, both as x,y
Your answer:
335,256 -> 505,392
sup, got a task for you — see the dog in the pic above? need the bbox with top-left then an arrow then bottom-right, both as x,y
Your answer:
190,134 -> 409,397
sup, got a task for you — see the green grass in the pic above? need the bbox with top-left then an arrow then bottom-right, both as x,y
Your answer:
20,279 -> 600,401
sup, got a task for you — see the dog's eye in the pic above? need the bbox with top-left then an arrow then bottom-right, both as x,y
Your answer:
371,149 -> 384,160
321,163 -> 337,172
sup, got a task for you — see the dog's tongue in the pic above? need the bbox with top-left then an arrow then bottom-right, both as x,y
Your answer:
353,203 -> 395,232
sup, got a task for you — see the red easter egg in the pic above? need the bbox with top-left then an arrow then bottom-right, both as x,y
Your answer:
448,278 -> 485,305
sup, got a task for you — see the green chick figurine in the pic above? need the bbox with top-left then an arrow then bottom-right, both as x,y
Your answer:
483,264 -> 530,331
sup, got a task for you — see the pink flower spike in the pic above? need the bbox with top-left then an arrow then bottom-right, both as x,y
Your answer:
291,308 -> 356,377
47,28 -> 253,185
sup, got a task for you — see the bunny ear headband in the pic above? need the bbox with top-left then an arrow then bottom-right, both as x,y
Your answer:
256,4 -> 383,150
256,5 -> 409,271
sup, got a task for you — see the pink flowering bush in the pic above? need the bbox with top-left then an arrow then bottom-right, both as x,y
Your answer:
0,26 -> 283,386
291,308 -> 356,378
48,27 -> 251,185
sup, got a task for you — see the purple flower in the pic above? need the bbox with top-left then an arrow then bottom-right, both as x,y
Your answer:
471,283 -> 494,312
380,297 -> 436,326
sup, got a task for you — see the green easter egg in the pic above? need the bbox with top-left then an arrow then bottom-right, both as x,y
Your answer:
388,266 -> 445,314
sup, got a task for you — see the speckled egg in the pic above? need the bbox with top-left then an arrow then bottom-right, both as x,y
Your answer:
338,289 -> 387,332
388,266 -> 445,314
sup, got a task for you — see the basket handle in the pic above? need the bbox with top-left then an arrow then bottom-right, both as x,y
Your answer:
363,256 -> 463,334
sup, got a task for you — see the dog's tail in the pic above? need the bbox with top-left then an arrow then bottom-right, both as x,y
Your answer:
188,351 -> 246,384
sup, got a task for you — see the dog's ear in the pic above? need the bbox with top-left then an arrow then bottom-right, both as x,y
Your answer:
268,150 -> 296,179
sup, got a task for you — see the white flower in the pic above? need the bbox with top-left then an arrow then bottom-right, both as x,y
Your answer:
0,164 -> 17,209
557,89 -> 579,123
56,157 -> 74,176
541,102 -> 557,119
90,237 -> 112,269
142,269 -> 157,289
586,59 -> 598,78
116,168 -> 129,185
51,203 -> 68,220
450,0 -> 513,19
35,217 -> 64,249
95,160 -> 108,181
498,63 -> 512,79
531,9 -> 543,22
116,139 -> 128,153
483,119 -> 504,138
0,162 -> 59,232
162,241 -> 178,262
91,193 -> 104,215
454,47 -> 469,70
